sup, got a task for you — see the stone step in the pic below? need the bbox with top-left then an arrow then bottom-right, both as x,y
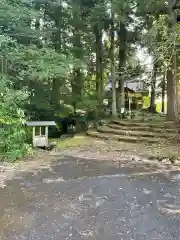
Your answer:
98,126 -> 175,139
108,124 -> 176,133
87,131 -> 166,144
111,120 -> 175,129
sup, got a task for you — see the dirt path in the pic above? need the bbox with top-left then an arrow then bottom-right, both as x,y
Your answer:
0,139 -> 180,239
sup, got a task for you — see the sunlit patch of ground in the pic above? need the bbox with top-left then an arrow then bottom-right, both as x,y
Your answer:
53,135 -> 94,149
1,134 -> 180,239
0,135 -> 180,188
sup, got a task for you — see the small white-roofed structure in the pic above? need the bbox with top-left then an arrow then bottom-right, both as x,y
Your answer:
26,121 -> 56,148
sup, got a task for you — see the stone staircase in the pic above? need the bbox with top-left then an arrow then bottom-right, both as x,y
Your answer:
87,120 -> 177,144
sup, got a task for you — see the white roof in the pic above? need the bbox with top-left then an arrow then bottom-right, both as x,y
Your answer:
106,79 -> 147,92
26,121 -> 56,127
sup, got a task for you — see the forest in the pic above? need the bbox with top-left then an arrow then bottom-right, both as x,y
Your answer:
0,0 -> 180,160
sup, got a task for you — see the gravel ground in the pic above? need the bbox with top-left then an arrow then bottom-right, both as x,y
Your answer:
0,139 -> 180,239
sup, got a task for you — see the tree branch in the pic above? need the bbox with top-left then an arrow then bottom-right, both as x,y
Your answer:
139,0 -> 180,15
144,5 -> 180,15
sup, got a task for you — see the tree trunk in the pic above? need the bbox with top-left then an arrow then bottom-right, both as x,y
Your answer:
150,62 -> 157,113
51,22 -> 62,105
167,0 -> 177,120
51,16 -> 62,106
71,3 -> 85,111
51,78 -> 61,106
71,68 -> 83,112
95,25 -> 104,106
161,73 -> 166,113
110,10 -> 117,117
167,60 -> 177,120
118,23 -> 126,115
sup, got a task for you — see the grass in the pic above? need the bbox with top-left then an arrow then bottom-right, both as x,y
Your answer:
50,135 -> 93,149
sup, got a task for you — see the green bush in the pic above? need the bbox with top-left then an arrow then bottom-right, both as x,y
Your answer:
0,76 -> 30,161
0,125 -> 30,160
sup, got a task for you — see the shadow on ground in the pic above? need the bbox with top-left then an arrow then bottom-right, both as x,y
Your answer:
0,151 -> 180,239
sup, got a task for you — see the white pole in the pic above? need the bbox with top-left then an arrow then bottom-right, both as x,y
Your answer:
33,127 -> 35,138
129,98 -> 131,112
32,127 -> 35,147
45,126 -> 48,146
39,126 -> 42,136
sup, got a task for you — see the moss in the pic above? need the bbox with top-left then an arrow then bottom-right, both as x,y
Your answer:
50,135 -> 92,149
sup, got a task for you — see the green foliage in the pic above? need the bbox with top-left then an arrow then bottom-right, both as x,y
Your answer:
0,75 -> 30,161
0,0 -> 179,160
0,0 -> 72,161
14,45 -> 71,80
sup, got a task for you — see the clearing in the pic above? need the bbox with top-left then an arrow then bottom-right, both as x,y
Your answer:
0,136 -> 180,239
